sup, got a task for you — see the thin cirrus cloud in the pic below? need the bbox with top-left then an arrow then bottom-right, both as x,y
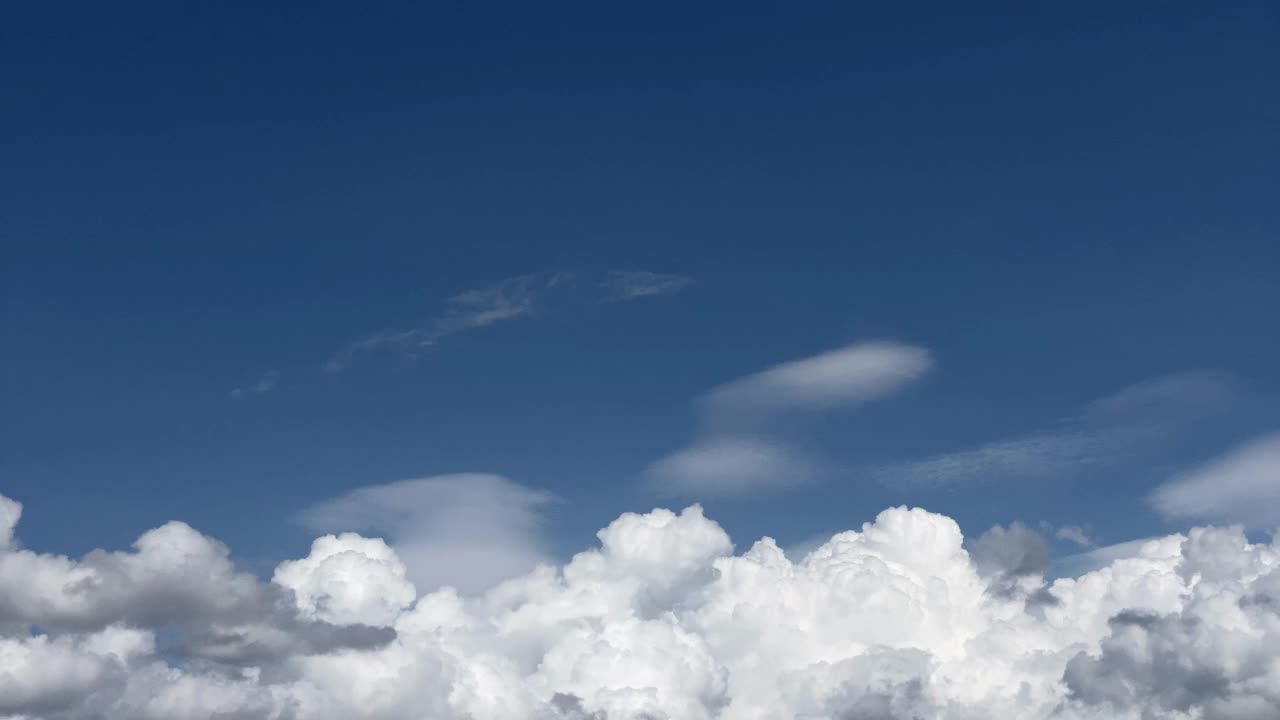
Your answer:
648,341 -> 933,498
599,270 -> 696,302
1149,430 -> 1280,527
229,370 -> 280,398
324,270 -> 692,373
871,371 -> 1236,489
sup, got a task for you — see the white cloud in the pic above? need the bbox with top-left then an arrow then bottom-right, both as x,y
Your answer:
1054,525 -> 1094,548
647,437 -> 813,497
1054,535 -> 1167,577
5,489 -> 1280,719
272,534 -> 416,627
651,342 -> 932,498
875,371 -> 1235,488
1150,430 -> 1280,527
297,474 -> 555,595
704,341 -> 932,417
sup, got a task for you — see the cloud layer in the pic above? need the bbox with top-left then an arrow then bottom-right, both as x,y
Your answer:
4,487 -> 1280,719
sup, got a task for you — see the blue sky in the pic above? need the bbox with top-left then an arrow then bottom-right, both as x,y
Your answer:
2,1 -> 1277,578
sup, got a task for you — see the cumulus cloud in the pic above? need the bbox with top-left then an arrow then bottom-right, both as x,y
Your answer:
650,342 -> 932,497
297,474 -> 555,595
325,270 -> 693,372
4,489 -> 1280,719
874,371 -> 1235,488
1150,431 -> 1280,528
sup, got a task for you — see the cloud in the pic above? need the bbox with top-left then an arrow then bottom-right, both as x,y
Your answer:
325,270 -> 692,372
3,490 -> 1280,719
1053,535 -> 1167,577
1150,430 -> 1280,527
966,521 -> 1051,579
0,501 -> 399,652
297,474 -> 555,595
649,342 -> 932,498
647,437 -> 814,498
600,271 -> 694,302
703,341 -> 932,418
874,371 -> 1234,488
1054,525 -> 1094,548
230,370 -> 280,398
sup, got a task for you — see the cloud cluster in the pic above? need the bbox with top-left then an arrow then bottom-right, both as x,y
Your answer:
4,485 -> 1279,719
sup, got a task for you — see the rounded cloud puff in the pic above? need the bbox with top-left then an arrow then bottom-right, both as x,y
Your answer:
1,491 -> 1279,719
273,533 -> 416,627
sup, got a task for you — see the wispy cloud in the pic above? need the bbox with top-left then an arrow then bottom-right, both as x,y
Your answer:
871,371 -> 1234,488
600,271 -> 695,302
647,437 -> 814,497
326,270 -> 692,373
298,473 -> 555,595
1149,430 -> 1280,528
648,341 -> 932,498
431,273 -> 542,338
1053,525 -> 1095,548
229,370 -> 280,398
704,341 -> 932,418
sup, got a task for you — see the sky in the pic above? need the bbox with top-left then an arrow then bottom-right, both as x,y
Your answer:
2,4 -> 1280,716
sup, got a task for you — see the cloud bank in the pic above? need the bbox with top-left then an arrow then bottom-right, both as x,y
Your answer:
4,487 -> 1280,719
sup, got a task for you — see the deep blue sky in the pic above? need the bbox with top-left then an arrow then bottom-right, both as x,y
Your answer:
3,2 -> 1277,570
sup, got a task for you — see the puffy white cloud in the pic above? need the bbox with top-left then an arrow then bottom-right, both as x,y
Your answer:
0,515 -> 264,631
273,533 -> 415,627
1151,431 -> 1280,527
3,489 -> 1280,720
